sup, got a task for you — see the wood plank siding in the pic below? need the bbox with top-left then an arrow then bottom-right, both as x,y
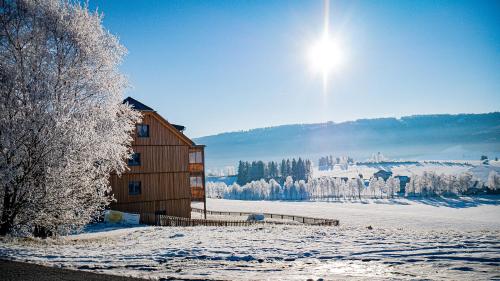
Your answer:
132,114 -> 187,146
110,98 -> 205,219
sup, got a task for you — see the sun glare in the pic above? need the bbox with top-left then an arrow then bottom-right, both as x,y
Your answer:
308,0 -> 345,95
308,34 -> 344,76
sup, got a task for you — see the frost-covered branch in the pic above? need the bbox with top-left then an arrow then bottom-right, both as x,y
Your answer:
0,0 -> 140,236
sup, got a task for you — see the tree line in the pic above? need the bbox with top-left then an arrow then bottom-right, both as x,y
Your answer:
318,155 -> 354,171
208,171 -> 500,201
237,158 -> 312,185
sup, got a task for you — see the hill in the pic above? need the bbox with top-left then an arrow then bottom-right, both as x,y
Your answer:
194,112 -> 500,168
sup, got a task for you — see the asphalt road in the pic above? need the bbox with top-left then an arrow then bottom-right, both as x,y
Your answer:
0,260 -> 148,281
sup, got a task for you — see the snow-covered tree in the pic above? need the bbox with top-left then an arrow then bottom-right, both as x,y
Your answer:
377,178 -> 386,198
386,176 -> 400,198
0,0 -> 140,235
206,170 -> 487,201
487,171 -> 500,192
368,177 -> 378,198
283,176 -> 293,199
456,172 -> 473,194
354,176 -> 365,199
405,176 -> 415,197
269,179 -> 281,200
297,180 -> 308,200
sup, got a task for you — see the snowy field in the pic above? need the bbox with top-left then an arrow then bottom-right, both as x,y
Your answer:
196,197 -> 500,230
1,197 -> 499,280
313,160 -> 500,182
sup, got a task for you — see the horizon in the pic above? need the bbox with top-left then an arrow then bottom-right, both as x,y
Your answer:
195,110 -> 499,138
88,0 -> 500,138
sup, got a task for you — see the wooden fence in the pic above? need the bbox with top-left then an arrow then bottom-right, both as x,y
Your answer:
137,209 -> 339,227
157,215 -> 264,227
140,212 -> 157,225
191,208 -> 339,226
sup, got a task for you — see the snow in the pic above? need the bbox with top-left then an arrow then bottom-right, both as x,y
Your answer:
1,198 -> 499,280
313,161 -> 500,182
195,197 -> 500,231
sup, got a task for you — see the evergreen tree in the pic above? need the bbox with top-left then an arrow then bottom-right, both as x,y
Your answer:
256,161 -> 265,180
291,158 -> 298,180
280,159 -> 287,179
248,161 -> 257,182
267,161 -> 273,178
297,158 -> 305,181
237,161 -> 249,185
305,159 -> 312,180
286,159 -> 292,179
268,161 -> 279,179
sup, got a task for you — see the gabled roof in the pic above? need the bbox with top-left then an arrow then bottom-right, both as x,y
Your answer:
123,96 -> 195,146
123,97 -> 185,132
123,97 -> 154,111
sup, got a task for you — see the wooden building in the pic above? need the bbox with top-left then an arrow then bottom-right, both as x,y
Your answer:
110,97 -> 206,219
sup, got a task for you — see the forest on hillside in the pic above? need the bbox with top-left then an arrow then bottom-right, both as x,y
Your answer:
236,158 -> 312,185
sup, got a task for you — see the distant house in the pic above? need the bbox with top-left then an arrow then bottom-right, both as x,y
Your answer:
109,97 -> 206,221
373,170 -> 393,181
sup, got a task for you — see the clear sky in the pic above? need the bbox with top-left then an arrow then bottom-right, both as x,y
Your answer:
88,0 -> 500,138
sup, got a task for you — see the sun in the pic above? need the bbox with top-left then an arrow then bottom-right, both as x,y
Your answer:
307,0 -> 346,94
308,34 -> 344,77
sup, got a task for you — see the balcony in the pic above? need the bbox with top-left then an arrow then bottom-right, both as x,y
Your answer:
189,163 -> 204,172
189,147 -> 204,172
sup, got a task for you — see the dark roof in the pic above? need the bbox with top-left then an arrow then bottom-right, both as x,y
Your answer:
171,124 -> 185,132
123,97 -> 186,132
375,170 -> 392,175
123,97 -> 154,111
374,170 -> 393,180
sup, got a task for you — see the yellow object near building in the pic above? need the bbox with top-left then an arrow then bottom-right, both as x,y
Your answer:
104,210 -> 124,223
104,210 -> 140,224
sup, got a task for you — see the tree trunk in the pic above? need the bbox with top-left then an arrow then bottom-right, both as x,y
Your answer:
33,225 -> 52,238
0,192 -> 15,236
0,212 -> 14,236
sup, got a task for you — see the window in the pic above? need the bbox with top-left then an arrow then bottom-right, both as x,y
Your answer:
128,153 -> 141,166
128,181 -> 141,195
189,151 -> 203,164
190,176 -> 203,188
136,124 -> 149,137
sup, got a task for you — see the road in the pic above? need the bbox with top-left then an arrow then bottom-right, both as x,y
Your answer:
0,260 -> 148,281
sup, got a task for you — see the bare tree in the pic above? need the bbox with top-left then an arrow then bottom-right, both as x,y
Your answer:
0,0 -> 140,236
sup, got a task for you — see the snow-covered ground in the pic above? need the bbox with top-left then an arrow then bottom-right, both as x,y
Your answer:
313,160 -> 500,182
196,197 -> 500,230
1,198 -> 499,280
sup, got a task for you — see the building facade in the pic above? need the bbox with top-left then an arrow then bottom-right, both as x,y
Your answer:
110,97 -> 205,219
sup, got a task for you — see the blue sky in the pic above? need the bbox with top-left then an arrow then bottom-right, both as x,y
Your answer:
88,0 -> 500,138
